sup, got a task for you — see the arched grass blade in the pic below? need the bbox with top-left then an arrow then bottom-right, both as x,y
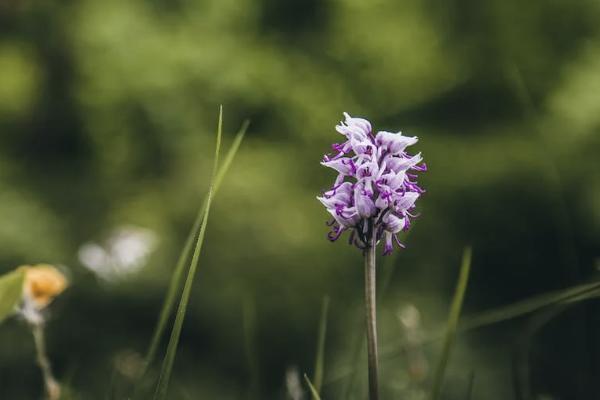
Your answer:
430,246 -> 472,400
376,278 -> 600,363
153,107 -> 223,400
511,289 -> 600,400
140,119 -> 249,381
304,373 -> 323,400
330,273 -> 600,385
459,280 -> 600,332
313,296 -> 329,395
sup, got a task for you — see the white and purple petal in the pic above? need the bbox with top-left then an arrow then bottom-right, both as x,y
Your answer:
382,213 -> 406,234
375,131 -> 418,154
394,192 -> 420,212
354,187 -> 376,218
321,157 -> 356,175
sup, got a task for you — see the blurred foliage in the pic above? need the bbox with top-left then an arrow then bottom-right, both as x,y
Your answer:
0,0 -> 599,399
0,268 -> 25,323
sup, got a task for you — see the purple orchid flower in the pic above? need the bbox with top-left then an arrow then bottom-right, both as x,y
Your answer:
317,112 -> 426,255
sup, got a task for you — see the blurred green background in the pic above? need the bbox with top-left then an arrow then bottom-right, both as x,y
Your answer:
0,0 -> 599,398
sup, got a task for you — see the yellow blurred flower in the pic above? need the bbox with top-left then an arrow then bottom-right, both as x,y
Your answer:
20,264 -> 68,309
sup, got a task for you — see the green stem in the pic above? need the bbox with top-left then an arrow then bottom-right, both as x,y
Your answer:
31,322 -> 60,400
364,227 -> 379,400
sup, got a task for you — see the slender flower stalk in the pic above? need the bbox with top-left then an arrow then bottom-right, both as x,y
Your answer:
364,225 -> 379,400
31,321 -> 61,400
317,113 -> 425,399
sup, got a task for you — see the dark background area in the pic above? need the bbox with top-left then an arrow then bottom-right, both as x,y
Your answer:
0,0 -> 598,399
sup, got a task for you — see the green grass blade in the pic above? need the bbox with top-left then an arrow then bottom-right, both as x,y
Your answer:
313,296 -> 329,394
214,119 -> 249,189
242,294 -> 260,399
141,119 -> 249,378
153,107 -> 224,400
465,371 -> 475,400
304,374 -> 323,400
430,246 -> 472,400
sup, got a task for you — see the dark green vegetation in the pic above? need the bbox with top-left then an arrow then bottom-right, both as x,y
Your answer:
0,0 -> 598,398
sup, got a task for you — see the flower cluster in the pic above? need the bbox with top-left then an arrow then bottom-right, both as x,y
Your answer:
317,113 -> 426,255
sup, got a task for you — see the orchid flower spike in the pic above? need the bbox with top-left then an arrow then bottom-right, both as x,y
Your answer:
317,113 -> 426,255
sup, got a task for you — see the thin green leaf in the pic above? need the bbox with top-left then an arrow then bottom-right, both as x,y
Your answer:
304,373 -> 323,400
430,246 -> 472,400
153,107 -> 224,400
313,296 -> 329,394
138,119 -> 248,387
0,268 -> 25,323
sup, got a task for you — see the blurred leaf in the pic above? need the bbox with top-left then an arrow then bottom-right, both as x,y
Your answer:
304,373 -> 323,400
153,107 -> 223,400
430,246 -> 472,400
313,296 -> 329,394
0,268 -> 25,324
0,43 -> 40,115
